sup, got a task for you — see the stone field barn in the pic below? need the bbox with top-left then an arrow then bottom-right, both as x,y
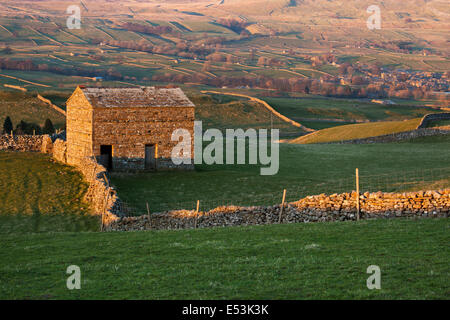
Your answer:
66,86 -> 195,171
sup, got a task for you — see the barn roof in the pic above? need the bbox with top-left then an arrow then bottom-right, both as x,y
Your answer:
79,87 -> 195,108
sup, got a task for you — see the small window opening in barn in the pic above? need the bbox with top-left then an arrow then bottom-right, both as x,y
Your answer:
100,145 -> 113,171
145,144 -> 157,170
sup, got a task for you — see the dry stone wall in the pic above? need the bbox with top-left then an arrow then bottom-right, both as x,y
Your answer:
418,113 -> 450,129
52,138 -> 120,224
108,189 -> 450,231
334,128 -> 450,144
0,134 -> 43,152
0,133 -> 120,224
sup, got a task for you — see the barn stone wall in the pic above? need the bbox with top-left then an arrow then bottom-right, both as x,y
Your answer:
92,106 -> 195,170
66,88 -> 94,166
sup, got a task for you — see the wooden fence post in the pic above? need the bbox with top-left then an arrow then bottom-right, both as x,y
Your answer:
194,200 -> 200,229
146,202 -> 152,229
356,168 -> 360,221
279,189 -> 286,224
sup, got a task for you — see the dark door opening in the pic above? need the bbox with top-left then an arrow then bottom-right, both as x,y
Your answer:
100,145 -> 113,171
145,144 -> 157,170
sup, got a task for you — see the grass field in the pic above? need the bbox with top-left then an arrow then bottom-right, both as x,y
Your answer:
110,134 -> 450,214
0,218 -> 448,299
292,118 -> 422,144
191,93 -> 301,135
0,151 -> 98,234
262,96 -> 441,128
427,119 -> 450,128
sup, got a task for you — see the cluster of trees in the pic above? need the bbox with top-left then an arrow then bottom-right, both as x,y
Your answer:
96,39 -> 218,59
205,52 -> 239,64
120,22 -> 173,36
216,18 -> 249,34
2,116 -> 55,135
310,53 -> 337,67
371,41 -> 423,54
257,57 -> 284,67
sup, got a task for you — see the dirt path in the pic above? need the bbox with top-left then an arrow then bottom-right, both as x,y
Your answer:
201,91 -> 315,133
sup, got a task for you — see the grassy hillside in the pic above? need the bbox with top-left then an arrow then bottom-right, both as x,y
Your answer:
190,93 -> 302,135
291,118 -> 422,144
1,218 -> 448,299
111,134 -> 450,213
0,90 -> 66,129
0,151 -> 98,233
263,96 -> 441,130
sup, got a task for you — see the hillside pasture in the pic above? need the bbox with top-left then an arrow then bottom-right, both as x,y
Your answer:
263,96 -> 443,128
0,90 -> 66,129
0,151 -> 98,234
292,118 -> 422,144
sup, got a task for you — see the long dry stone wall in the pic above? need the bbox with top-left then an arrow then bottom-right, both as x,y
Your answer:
334,128 -> 450,144
52,138 -> 120,224
108,189 -> 450,231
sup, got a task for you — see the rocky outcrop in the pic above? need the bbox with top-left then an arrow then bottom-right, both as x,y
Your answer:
107,189 -> 450,231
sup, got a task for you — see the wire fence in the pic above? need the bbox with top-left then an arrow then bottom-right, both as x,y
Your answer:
116,167 -> 450,217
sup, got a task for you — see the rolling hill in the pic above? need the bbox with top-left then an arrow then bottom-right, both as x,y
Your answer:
290,118 -> 423,144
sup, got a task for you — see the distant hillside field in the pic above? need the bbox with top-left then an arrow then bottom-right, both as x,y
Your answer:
291,118 -> 422,144
189,93 -> 304,135
0,90 -> 66,129
263,96 -> 443,130
0,152 -> 98,233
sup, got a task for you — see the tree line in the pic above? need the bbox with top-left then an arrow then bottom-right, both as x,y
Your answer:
2,116 -> 55,135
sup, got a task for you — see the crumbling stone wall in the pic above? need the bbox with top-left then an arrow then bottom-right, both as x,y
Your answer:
108,189 -> 449,231
70,155 -> 120,225
0,134 -> 43,151
52,138 -> 67,163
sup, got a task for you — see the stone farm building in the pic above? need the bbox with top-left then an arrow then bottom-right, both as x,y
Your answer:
66,86 -> 195,171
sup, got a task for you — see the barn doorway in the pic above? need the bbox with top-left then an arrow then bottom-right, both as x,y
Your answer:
145,144 -> 157,170
100,145 -> 113,171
